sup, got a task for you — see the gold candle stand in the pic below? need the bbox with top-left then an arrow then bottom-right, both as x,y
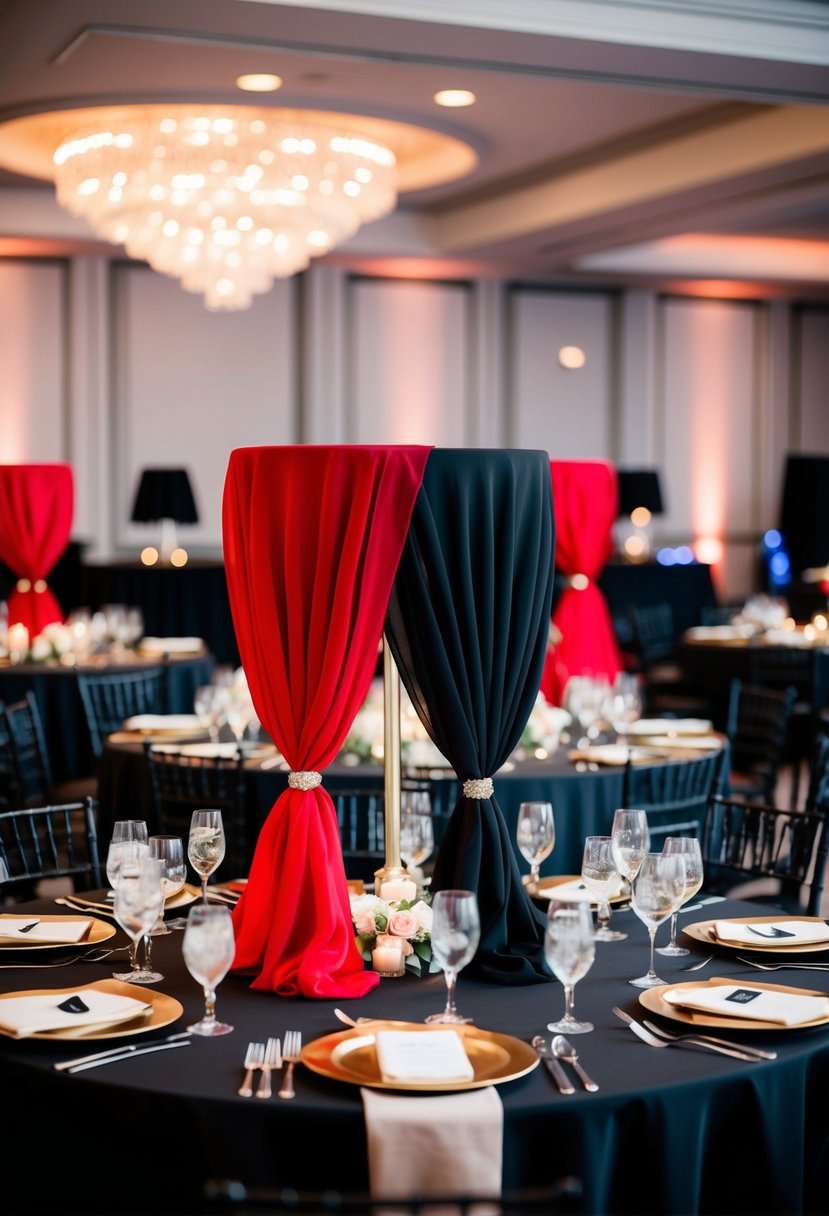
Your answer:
374,633 -> 407,889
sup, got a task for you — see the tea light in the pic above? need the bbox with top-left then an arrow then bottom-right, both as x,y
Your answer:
8,622 -> 29,662
378,877 -> 417,903
372,934 -> 405,977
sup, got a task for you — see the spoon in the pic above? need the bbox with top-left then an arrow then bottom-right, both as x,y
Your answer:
333,1008 -> 374,1028
552,1035 -> 599,1092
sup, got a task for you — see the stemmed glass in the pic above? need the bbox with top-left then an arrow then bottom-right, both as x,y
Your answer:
400,791 -> 434,878
656,836 -> 704,958
425,890 -> 480,1025
580,835 -> 626,941
188,810 -> 226,901
516,801 -> 555,893
182,903 -> 236,1036
628,852 -> 686,988
544,897 -> 596,1034
106,829 -> 149,897
111,851 -> 166,985
194,685 -> 227,744
147,835 -> 187,936
225,698 -> 253,751
610,808 -> 650,900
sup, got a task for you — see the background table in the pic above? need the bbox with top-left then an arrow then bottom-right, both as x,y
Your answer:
0,893 -> 826,1215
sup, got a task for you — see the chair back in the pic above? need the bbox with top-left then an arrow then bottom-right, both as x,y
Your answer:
725,678 -> 797,803
3,692 -> 54,807
332,785 -> 386,881
77,666 -> 169,758
0,701 -> 15,810
805,728 -> 829,812
0,797 -> 104,897
702,790 -> 829,916
626,602 -> 678,669
143,743 -> 247,876
620,748 -> 726,849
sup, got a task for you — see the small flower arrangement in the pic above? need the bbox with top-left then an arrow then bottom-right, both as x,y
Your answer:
517,692 -> 571,759
350,891 -> 440,978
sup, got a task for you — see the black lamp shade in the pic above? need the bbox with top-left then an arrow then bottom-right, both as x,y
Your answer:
778,452 -> 829,576
131,468 -> 199,524
617,469 -> 664,517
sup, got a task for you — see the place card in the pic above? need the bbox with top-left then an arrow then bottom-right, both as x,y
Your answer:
374,1030 -> 475,1083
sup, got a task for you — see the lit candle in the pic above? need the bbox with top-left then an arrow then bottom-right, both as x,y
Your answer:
8,622 -> 29,662
372,934 -> 405,976
379,877 -> 418,904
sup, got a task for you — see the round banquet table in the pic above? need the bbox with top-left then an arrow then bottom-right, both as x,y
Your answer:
0,650 -> 216,783
96,741 -> 726,877
0,892 -> 827,1215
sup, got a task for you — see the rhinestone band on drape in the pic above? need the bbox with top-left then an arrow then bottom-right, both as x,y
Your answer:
463,777 -> 494,800
288,771 -> 322,790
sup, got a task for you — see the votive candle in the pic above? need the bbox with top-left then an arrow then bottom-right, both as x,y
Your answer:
378,877 -> 417,903
8,622 -> 29,662
372,934 -> 405,977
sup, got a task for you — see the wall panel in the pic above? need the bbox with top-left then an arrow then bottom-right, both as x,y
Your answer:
0,261 -> 65,463
795,306 -> 829,455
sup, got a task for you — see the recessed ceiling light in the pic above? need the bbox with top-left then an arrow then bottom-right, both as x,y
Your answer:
236,73 -> 283,93
558,345 -> 586,369
434,89 -> 476,108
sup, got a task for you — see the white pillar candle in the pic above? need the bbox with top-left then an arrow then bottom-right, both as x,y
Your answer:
8,622 -> 29,661
378,877 -> 417,904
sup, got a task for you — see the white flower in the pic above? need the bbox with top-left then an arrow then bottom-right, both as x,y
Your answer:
29,635 -> 53,662
409,899 -> 433,934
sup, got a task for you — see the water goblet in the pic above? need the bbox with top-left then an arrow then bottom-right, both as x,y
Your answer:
188,809 -> 226,901
182,903 -> 236,1036
610,807 -> 650,899
194,685 -> 226,744
544,897 -> 596,1034
516,800 -> 555,893
580,835 -> 627,941
656,836 -> 704,957
110,819 -> 149,846
400,790 -> 434,877
111,852 -> 165,985
106,835 -> 149,896
147,835 -> 187,936
628,851 -> 687,987
425,890 -> 480,1025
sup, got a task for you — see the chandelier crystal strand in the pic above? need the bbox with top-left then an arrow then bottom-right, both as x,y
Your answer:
52,107 -> 397,310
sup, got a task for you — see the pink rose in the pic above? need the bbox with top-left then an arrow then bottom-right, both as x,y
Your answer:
353,912 -> 377,936
387,909 -> 419,940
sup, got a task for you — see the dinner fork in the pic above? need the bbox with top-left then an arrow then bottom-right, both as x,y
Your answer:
736,956 -> 829,972
681,952 -> 716,971
255,1036 -> 282,1099
0,947 -> 124,969
278,1030 -> 302,1100
238,1041 -> 265,1098
611,1007 -> 761,1061
641,1019 -> 777,1060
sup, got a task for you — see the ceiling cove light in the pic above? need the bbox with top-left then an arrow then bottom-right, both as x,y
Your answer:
434,89 -> 476,108
236,73 -> 283,92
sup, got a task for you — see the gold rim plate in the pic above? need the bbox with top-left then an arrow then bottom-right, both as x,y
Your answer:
533,874 -> 627,907
165,883 -> 200,910
0,977 -> 183,1041
301,1020 -> 539,1091
0,914 -> 116,952
683,916 -> 829,954
640,976 -> 829,1031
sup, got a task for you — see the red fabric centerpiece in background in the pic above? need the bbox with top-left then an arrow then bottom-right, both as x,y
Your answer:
0,463 -> 73,636
222,444 -> 432,998
541,459 -> 621,706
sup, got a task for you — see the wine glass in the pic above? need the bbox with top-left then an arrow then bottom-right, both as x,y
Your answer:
225,697 -> 253,751
580,835 -> 626,941
182,903 -> 236,1036
425,890 -> 480,1025
544,897 -> 596,1034
516,800 -> 555,893
106,834 -> 149,897
188,809 -> 226,901
610,808 -> 650,899
194,685 -> 226,744
111,852 -> 166,985
628,852 -> 686,987
399,791 -> 434,875
110,819 -> 149,846
656,836 -> 704,958
147,835 -> 187,936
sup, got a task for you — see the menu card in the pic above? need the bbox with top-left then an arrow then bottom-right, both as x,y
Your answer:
374,1030 -> 475,1082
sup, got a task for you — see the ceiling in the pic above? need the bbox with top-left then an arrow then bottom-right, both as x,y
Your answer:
1,0 -> 829,296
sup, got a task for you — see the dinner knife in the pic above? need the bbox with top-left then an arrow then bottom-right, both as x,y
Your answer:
61,1039 -> 192,1073
54,1031 -> 192,1071
531,1035 -> 575,1095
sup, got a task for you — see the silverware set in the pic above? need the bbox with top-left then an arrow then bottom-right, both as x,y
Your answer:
612,1006 -> 775,1062
238,1033 -> 296,1098
531,1035 -> 599,1093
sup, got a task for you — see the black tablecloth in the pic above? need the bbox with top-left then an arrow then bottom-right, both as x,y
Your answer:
0,893 -> 827,1215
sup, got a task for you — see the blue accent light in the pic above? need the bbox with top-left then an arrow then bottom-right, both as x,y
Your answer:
675,546 -> 695,565
763,529 -> 782,550
656,548 -> 677,565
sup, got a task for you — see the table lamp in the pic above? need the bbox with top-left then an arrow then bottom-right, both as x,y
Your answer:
130,467 -> 199,567
616,469 -> 664,562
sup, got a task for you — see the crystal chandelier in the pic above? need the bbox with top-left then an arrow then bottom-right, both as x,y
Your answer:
51,105 -> 397,310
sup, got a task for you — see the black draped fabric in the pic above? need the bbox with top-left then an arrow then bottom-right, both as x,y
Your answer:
385,448 -> 556,984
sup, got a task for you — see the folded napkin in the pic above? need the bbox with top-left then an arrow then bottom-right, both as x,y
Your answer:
633,735 -> 722,751
537,878 -> 624,903
123,713 -> 202,732
627,718 -> 714,737
152,741 -> 239,759
0,989 -> 152,1038
138,636 -> 205,655
712,919 -> 829,947
763,628 -> 811,647
362,1085 -> 503,1209
374,1030 -> 475,1083
664,983 -> 829,1026
0,918 -> 91,944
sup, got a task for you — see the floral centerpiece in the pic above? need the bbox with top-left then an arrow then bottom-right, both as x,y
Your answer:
341,678 -> 449,770
515,692 -> 572,760
350,891 -> 440,978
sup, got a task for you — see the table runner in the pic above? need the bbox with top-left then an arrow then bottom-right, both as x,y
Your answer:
0,463 -> 73,636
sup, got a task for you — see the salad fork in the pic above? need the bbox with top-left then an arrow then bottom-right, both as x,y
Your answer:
278,1030 -> 302,1100
256,1036 -> 282,1099
736,956 -> 829,972
238,1041 -> 264,1098
641,1019 -> 777,1060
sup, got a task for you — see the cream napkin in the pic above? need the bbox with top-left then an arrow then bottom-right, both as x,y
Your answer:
627,718 -> 714,737
0,918 -> 91,944
538,878 -> 623,903
362,1085 -> 503,1212
663,983 -> 829,1026
713,919 -> 829,947
374,1031 -> 475,1083
0,989 -> 152,1038
138,636 -> 205,654
123,713 -> 202,732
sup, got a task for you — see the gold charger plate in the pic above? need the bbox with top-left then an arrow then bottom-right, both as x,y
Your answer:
0,914 -> 116,952
683,916 -> 829,954
639,976 -> 829,1032
0,977 -> 183,1041
301,1020 -> 539,1092
533,874 -> 627,907
165,883 -> 200,910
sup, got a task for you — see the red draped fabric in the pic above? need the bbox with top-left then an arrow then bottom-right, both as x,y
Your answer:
541,459 -> 621,705
0,464 -> 73,636
222,444 -> 432,998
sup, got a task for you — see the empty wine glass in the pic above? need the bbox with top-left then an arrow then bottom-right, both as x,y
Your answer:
629,851 -> 686,987
656,836 -> 704,957
516,800 -> 556,893
182,903 -> 236,1036
106,833 -> 149,897
147,835 -> 187,936
544,897 -> 596,1034
400,790 -> 434,875
188,810 -> 226,901
610,807 -> 650,899
110,819 -> 149,846
193,685 -> 227,744
111,851 -> 165,985
580,835 -> 626,941
425,890 -> 480,1025
225,697 -> 253,750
